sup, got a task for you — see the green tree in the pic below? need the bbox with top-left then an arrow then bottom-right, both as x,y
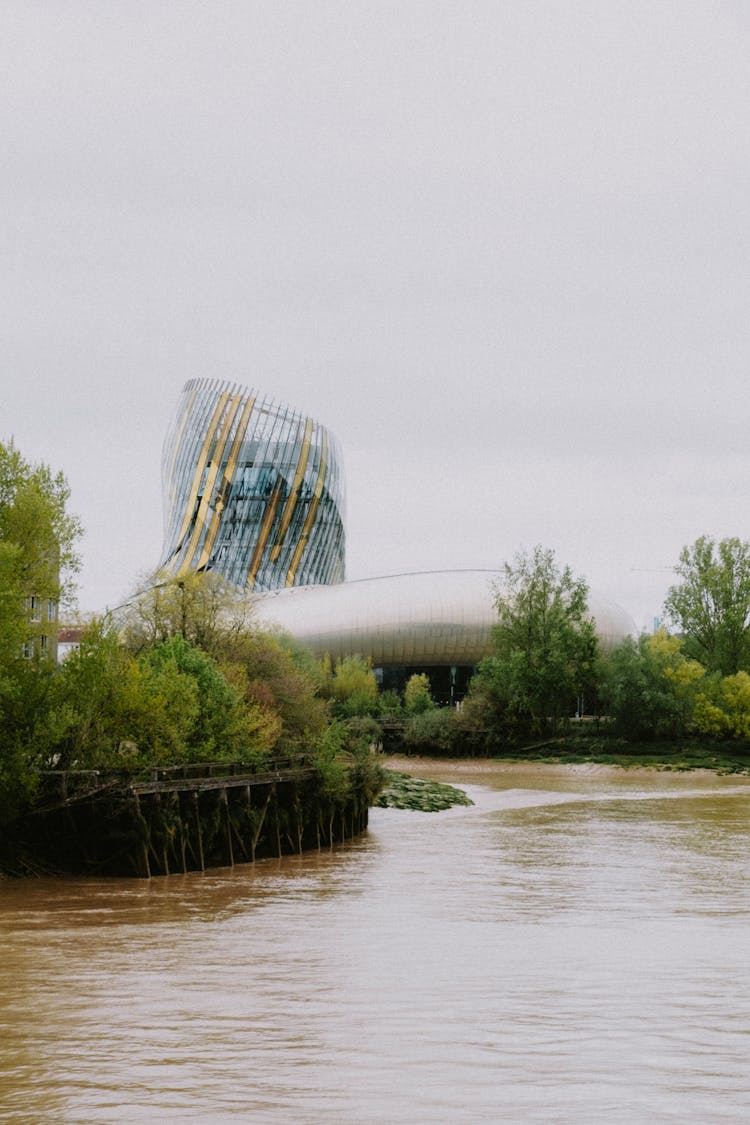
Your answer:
34,621 -> 139,769
319,654 -> 378,717
0,440 -> 81,609
0,441 -> 81,815
0,655 -> 56,819
140,635 -> 255,762
377,688 -> 403,719
120,569 -> 256,656
482,545 -> 598,737
693,671 -> 750,740
664,536 -> 750,675
0,541 -> 25,668
41,624 -> 277,770
404,673 -> 433,714
225,630 -> 329,753
402,708 -> 456,755
451,676 -> 508,755
601,630 -> 705,741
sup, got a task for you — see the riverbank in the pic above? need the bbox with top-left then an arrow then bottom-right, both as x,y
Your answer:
384,732 -> 750,776
382,754 -> 750,785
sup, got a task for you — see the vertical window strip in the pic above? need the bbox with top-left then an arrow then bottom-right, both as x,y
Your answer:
161,380 -> 346,591
195,391 -> 256,573
285,431 -> 328,587
179,392 -> 243,574
169,380 -> 232,548
163,381 -> 199,516
247,398 -> 296,588
270,417 -> 313,562
164,384 -> 213,560
191,392 -> 254,572
168,382 -> 209,520
165,390 -> 230,572
246,479 -> 285,587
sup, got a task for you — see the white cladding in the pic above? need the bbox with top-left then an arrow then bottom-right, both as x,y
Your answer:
253,569 -> 635,666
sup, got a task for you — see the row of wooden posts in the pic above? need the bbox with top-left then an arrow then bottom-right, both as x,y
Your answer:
128,775 -> 369,878
36,765 -> 370,878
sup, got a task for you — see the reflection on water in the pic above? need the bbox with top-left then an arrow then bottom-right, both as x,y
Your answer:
1,766 -> 749,1123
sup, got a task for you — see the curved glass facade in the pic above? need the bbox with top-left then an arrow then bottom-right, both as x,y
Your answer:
253,570 -> 635,667
160,378 -> 345,590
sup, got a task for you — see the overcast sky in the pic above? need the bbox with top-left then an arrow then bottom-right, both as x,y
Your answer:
3,2 -> 749,630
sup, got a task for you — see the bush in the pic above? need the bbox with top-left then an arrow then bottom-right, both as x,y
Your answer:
600,631 -> 705,741
402,708 -> 456,756
404,673 -> 433,714
693,671 -> 750,739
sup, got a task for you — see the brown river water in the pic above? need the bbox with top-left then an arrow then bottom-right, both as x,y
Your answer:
1,760 -> 749,1124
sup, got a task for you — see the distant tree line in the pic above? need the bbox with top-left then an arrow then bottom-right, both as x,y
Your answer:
0,442 -> 381,826
4,439 -> 750,825
310,539 -> 750,759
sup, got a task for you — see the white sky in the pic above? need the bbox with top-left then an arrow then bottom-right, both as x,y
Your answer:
2,2 -> 749,631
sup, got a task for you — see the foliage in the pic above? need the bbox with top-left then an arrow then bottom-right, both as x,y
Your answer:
119,574 -> 330,757
222,629 -> 328,753
120,570 -> 256,656
483,546 -> 599,737
312,718 -> 384,815
0,540 -> 26,669
312,720 -> 349,802
404,673 -> 434,714
401,708 -> 456,755
600,631 -> 705,741
140,635 -> 265,762
664,536 -> 750,675
450,682 -> 507,755
340,715 -> 382,753
376,689 -> 404,719
347,738 -> 387,807
319,653 -> 379,717
38,621 -> 148,769
0,656 -> 56,819
0,441 -> 81,816
693,671 -> 750,740
33,624 -> 281,771
0,439 -> 81,608
376,770 -> 473,811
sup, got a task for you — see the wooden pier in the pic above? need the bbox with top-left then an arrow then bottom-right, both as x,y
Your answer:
19,757 -> 374,878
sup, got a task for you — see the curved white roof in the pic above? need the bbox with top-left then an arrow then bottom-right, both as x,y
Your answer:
253,570 -> 635,666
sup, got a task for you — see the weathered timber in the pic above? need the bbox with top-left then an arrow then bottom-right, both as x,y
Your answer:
5,758 -> 376,879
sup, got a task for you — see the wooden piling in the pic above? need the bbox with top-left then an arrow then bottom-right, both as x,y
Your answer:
192,790 -> 205,872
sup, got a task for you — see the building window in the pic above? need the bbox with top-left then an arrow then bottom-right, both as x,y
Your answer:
40,634 -> 48,655
22,640 -> 33,659
47,600 -> 57,622
30,596 -> 41,623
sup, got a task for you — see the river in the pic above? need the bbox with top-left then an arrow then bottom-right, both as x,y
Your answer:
1,760 -> 749,1123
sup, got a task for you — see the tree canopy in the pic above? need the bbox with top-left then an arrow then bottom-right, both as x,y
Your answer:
478,546 -> 598,737
664,536 -> 750,675
0,440 -> 81,608
319,653 -> 378,717
119,569 -> 256,656
601,630 -> 705,741
0,441 -> 82,814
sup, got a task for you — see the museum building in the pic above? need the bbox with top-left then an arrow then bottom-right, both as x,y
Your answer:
160,378 -> 345,590
160,378 -> 633,701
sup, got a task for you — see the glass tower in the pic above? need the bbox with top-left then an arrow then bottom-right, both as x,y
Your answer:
160,378 -> 345,590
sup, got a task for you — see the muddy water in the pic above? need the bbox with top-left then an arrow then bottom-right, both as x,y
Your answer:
1,764 -> 749,1123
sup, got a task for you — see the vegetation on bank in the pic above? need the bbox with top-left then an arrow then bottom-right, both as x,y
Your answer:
4,436 -> 750,849
0,442 -> 385,833
485,732 -> 750,773
318,542 -> 750,773
376,771 -> 474,811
